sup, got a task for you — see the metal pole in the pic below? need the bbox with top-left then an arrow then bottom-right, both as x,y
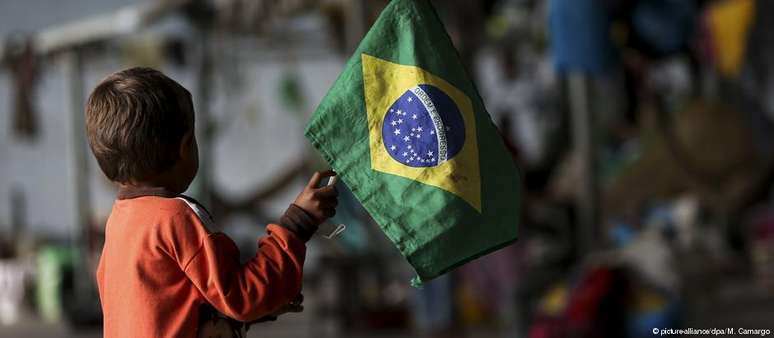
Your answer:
568,73 -> 600,255
64,49 -> 91,301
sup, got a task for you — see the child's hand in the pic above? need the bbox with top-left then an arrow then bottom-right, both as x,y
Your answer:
293,170 -> 339,225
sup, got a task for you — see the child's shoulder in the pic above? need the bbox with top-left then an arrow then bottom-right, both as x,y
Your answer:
134,196 -> 216,241
115,194 -> 212,229
172,195 -> 216,229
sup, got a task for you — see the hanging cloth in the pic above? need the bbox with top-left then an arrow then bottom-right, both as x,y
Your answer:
4,36 -> 39,139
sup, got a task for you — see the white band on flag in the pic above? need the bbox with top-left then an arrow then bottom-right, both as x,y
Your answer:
411,85 -> 447,164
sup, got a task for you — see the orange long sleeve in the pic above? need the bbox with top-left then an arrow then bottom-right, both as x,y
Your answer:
97,195 -> 306,338
182,224 -> 305,321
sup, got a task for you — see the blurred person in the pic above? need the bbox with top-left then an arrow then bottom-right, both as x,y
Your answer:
85,67 -> 338,338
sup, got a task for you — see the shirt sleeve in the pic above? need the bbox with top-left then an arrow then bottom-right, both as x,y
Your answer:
165,205 -> 306,322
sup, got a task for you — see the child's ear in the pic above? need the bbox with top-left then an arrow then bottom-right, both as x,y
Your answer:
179,131 -> 194,159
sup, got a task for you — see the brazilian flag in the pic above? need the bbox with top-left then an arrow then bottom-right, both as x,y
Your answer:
305,0 -> 520,284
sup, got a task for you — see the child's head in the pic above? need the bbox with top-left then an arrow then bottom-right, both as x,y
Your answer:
86,67 -> 198,193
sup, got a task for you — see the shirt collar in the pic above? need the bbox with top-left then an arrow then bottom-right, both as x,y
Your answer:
117,186 -> 178,200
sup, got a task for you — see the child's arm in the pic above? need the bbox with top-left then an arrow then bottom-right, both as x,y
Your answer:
174,171 -> 338,322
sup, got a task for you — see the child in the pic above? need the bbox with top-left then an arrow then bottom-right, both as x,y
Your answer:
85,67 -> 338,338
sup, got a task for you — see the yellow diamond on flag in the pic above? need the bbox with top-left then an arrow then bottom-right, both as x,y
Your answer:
362,53 -> 481,211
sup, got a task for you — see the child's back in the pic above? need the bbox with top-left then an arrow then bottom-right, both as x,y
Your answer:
98,191 -> 305,337
87,68 -> 337,338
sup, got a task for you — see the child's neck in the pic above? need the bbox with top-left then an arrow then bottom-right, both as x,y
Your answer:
119,172 -> 186,195
116,184 -> 179,200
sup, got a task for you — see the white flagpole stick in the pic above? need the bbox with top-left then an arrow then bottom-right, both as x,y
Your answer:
317,175 -> 346,239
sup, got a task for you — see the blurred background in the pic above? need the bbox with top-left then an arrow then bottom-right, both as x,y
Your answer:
1,0 -> 774,337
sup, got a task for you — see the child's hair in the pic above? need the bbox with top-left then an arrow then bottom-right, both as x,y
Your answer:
85,67 -> 193,183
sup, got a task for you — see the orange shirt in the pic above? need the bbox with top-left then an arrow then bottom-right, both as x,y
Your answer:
96,192 -> 306,338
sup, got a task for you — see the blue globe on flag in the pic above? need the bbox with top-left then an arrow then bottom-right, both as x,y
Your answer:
381,84 -> 465,168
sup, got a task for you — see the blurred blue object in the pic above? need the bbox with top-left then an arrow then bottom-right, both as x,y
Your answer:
549,0 -> 618,74
411,274 -> 454,333
609,221 -> 636,246
632,0 -> 697,57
